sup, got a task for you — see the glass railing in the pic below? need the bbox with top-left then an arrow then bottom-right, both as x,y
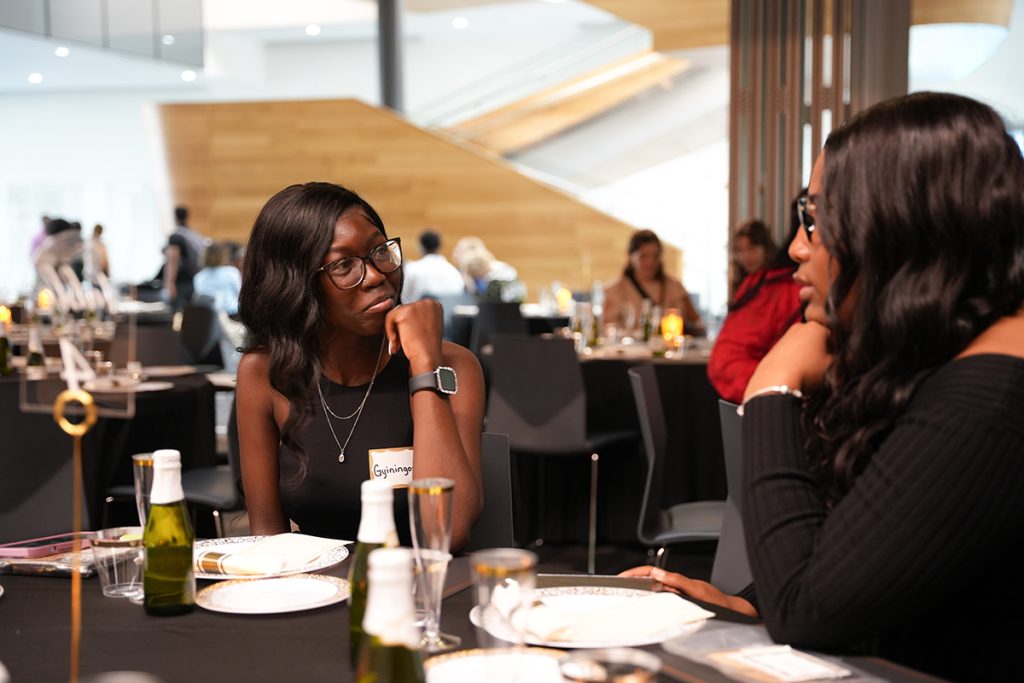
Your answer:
409,22 -> 649,129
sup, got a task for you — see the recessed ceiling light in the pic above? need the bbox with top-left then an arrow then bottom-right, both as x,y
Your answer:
28,72 -> 43,84
180,70 -> 197,82
452,16 -> 469,29
305,24 -> 321,36
162,34 -> 176,46
54,46 -> 70,57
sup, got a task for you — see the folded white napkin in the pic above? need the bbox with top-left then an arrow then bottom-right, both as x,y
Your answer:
194,534 -> 348,576
528,592 -> 714,643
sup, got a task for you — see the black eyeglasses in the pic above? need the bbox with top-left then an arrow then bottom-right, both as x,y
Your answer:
797,196 -> 816,239
317,238 -> 402,290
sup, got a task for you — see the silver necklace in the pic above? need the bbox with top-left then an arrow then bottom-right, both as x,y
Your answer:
317,335 -> 387,463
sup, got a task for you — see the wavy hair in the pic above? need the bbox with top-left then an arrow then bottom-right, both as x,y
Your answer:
238,182 -> 387,483
806,92 -> 1024,500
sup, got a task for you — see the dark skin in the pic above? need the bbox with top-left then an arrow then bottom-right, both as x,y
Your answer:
237,207 -> 484,551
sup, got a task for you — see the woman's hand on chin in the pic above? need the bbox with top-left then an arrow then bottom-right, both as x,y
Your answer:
385,299 -> 445,373
619,566 -> 759,618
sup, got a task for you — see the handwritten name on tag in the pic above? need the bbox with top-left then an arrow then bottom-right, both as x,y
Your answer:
368,446 -> 414,487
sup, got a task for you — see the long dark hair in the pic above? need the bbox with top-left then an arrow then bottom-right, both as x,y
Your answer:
807,92 -> 1024,500
238,182 -> 388,482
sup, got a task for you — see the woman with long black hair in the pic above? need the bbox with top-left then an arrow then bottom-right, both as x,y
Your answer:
236,182 -> 484,550
625,92 -> 1024,681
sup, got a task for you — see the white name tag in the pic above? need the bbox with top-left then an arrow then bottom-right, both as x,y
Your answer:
367,446 -> 414,487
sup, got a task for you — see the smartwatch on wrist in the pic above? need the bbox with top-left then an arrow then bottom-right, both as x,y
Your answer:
409,366 -> 458,396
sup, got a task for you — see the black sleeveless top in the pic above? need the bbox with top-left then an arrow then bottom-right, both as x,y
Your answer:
279,351 -> 414,543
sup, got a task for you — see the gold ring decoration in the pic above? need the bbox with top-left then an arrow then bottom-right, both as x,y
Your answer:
53,389 -> 98,437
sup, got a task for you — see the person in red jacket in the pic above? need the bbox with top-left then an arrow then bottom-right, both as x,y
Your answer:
707,206 -> 803,403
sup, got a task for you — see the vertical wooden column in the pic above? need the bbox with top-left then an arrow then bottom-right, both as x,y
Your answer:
728,0 -> 910,291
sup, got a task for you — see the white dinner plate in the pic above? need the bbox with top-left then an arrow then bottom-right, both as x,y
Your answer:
204,372 -> 236,389
193,536 -> 349,580
83,378 -> 174,393
425,648 -> 564,683
196,574 -> 349,614
141,365 -> 197,378
470,586 -> 707,649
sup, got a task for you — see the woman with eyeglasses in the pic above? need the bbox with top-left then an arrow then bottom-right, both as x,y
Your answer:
236,182 -> 484,549
707,214 -> 802,403
624,92 -> 1024,681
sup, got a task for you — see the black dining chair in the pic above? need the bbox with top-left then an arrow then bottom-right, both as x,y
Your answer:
486,335 -> 637,573
470,302 -> 528,358
464,432 -> 516,552
628,365 -> 724,567
710,399 -> 753,593
179,299 -> 223,367
179,394 -> 243,537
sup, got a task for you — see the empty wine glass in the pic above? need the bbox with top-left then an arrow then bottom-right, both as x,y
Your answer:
408,477 -> 460,652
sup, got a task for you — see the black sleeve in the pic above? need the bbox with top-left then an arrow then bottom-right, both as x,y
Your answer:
740,392 -> 1024,648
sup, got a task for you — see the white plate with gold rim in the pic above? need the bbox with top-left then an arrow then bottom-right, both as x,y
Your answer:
425,648 -> 564,682
196,574 -> 349,614
470,586 -> 709,649
138,365 -> 196,377
83,377 -> 174,393
193,536 -> 349,581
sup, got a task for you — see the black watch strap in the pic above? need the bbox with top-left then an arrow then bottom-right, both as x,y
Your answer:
409,366 -> 458,396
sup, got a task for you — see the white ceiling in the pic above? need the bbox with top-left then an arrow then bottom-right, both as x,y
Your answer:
0,0 -> 615,94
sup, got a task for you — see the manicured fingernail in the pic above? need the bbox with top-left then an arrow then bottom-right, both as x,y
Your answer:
388,340 -> 395,356
652,568 -> 664,580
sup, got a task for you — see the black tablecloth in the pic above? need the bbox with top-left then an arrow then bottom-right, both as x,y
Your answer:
0,557 -> 941,683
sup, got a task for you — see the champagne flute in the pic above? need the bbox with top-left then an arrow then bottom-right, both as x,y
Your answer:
469,548 -> 537,648
128,453 -> 153,604
408,477 -> 460,652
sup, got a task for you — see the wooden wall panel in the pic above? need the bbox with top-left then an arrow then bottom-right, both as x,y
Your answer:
159,99 -> 680,298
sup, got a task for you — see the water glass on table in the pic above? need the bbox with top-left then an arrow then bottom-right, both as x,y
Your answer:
90,526 -> 144,599
469,548 -> 538,648
408,477 -> 460,652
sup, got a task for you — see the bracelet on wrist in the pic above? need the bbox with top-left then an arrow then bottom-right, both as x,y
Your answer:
737,385 -> 804,416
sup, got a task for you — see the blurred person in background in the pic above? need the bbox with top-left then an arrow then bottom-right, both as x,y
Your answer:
86,223 -> 110,279
162,206 -> 208,312
602,229 -> 705,336
707,214 -> 802,403
452,236 -> 518,297
401,229 -> 465,303
193,241 -> 242,317
33,217 -> 84,280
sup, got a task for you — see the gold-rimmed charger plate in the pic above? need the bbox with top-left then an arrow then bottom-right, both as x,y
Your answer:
425,647 -> 564,682
196,574 -> 349,614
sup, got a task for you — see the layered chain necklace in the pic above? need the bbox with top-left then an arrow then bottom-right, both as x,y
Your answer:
317,335 -> 387,463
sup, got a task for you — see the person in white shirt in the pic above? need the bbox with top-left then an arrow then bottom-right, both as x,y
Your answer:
401,230 -> 466,303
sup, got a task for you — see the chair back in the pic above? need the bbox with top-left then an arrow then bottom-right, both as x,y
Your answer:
464,432 -> 515,552
435,293 -> 476,346
0,380 -> 90,543
470,303 -> 527,356
627,366 -> 669,546
486,335 -> 588,454
710,399 -> 753,593
180,301 -> 222,366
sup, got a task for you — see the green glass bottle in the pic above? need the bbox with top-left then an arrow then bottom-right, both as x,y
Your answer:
0,320 -> 13,376
348,480 -> 399,669
25,323 -> 46,380
640,299 -> 653,342
355,548 -> 424,683
144,449 -> 195,616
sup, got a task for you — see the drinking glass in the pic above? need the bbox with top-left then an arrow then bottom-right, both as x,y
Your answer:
132,453 -> 154,526
408,477 -> 460,652
622,302 -> 638,340
469,548 -> 538,649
